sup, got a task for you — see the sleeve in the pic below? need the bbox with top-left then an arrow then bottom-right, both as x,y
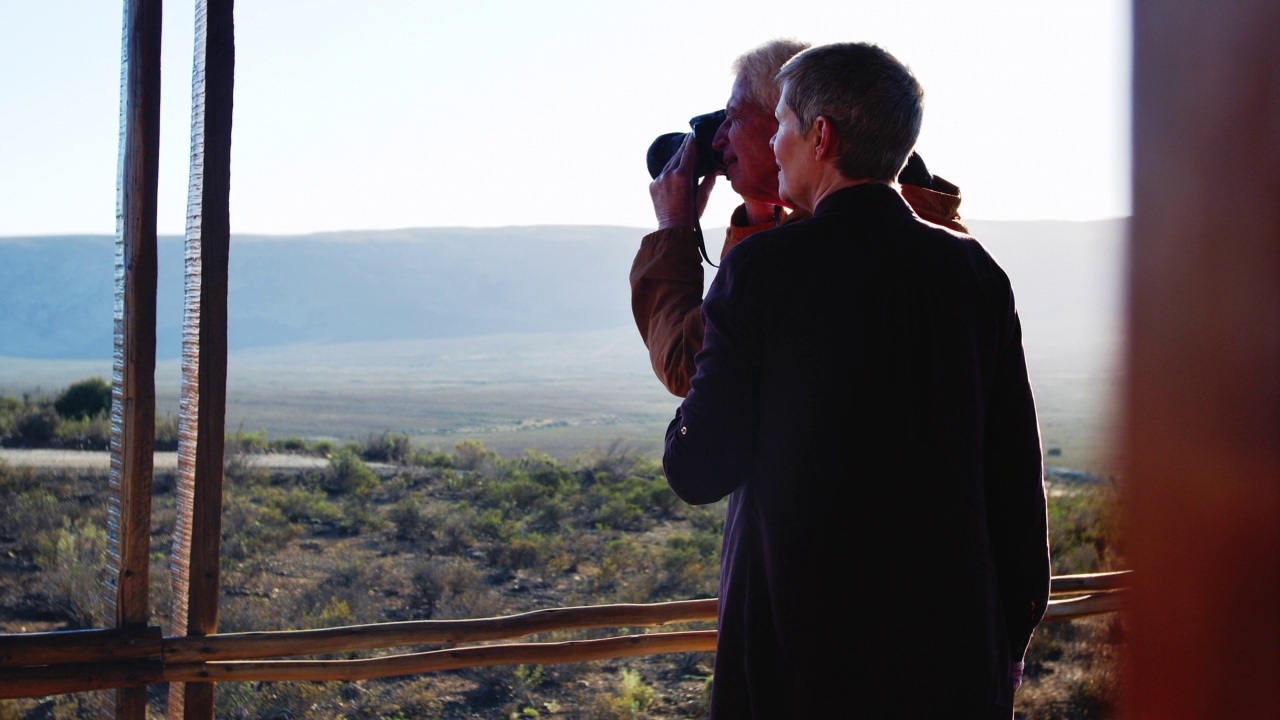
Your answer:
662,245 -> 761,505
629,227 -> 706,397
984,289 -> 1052,664
628,211 -> 779,397
901,181 -> 970,234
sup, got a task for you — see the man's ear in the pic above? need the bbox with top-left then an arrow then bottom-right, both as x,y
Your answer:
812,115 -> 837,161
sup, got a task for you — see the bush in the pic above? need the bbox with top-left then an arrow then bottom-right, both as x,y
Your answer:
14,405 -> 58,446
660,532 -> 720,598
362,431 -> 411,464
586,669 -> 655,720
53,413 -> 111,450
388,496 -> 436,541
411,448 -> 453,468
53,377 -> 111,420
226,428 -> 268,455
1048,484 -> 1123,575
222,492 -> 300,564
155,413 -> 180,451
409,557 -> 483,619
453,439 -> 496,472
325,449 -> 380,496
270,487 -> 342,525
32,518 -> 109,628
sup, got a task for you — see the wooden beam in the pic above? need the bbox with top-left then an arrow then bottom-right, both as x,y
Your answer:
166,631 -> 719,684
163,597 -> 719,663
110,0 -> 163,717
1125,1 -> 1280,718
168,1 -> 235,718
0,627 -> 162,668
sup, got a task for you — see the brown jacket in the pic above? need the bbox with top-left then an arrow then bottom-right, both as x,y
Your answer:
630,179 -> 969,396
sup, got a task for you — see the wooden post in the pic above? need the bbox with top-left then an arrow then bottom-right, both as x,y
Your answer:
1125,0 -> 1280,717
110,0 -> 162,718
168,1 -> 234,718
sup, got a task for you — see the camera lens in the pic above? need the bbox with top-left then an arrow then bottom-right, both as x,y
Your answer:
646,132 -> 688,179
646,110 -> 727,180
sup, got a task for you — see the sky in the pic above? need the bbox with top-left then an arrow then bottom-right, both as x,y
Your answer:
0,1 -> 1130,236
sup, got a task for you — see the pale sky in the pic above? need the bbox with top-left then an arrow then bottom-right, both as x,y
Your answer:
0,1 -> 1130,236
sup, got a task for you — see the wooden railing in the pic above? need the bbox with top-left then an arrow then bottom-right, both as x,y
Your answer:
0,570 -> 1128,700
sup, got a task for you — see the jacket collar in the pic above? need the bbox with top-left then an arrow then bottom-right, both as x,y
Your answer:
811,182 -> 915,220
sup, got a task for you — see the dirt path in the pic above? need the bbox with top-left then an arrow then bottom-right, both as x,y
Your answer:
0,448 -> 330,470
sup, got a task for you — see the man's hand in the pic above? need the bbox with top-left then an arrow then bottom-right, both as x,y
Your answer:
650,133 -> 716,230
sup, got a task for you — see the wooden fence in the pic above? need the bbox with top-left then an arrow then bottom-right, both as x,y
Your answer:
0,571 -> 1126,700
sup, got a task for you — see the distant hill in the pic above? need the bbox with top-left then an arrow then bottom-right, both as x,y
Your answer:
0,219 -> 1126,364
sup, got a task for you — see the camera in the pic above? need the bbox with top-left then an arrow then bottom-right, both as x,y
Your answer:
646,110 -> 727,180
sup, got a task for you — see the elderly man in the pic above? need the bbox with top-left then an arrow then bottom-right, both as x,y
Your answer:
663,42 -> 1050,718
631,38 -> 968,398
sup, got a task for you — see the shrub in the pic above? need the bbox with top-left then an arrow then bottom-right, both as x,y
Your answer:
409,557 -> 483,619
155,413 -> 180,451
222,491 -> 299,564
14,405 -> 58,446
271,435 -> 310,453
53,413 -> 111,450
659,532 -> 720,598
432,502 -> 477,554
32,518 -> 109,628
475,508 -> 515,542
226,427 -> 269,454
325,449 -> 379,496
53,377 -> 111,420
453,439 -> 496,472
337,494 -> 384,535
481,475 -> 551,512
586,669 -> 655,720
267,486 -> 342,525
489,535 -> 541,572
1048,484 -> 1123,575
388,496 -> 436,541
411,448 -> 453,468
215,680 -> 347,719
362,431 -> 412,464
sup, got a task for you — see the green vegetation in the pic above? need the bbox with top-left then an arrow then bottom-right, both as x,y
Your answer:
0,382 -> 1125,719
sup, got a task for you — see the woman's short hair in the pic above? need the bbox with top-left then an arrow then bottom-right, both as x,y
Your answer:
777,43 -> 924,182
732,38 -> 811,114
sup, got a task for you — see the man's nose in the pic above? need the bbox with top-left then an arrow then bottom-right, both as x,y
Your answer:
711,122 -> 729,152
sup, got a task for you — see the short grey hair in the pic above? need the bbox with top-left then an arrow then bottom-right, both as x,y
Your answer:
776,42 -> 924,182
731,38 -> 811,114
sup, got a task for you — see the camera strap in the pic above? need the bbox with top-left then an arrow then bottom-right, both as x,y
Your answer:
690,174 -> 717,268
694,220 -> 716,268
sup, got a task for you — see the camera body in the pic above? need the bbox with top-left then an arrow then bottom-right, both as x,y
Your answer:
646,110 -> 727,180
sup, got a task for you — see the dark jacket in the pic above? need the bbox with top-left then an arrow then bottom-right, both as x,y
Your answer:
663,183 -> 1050,718
630,181 -> 967,398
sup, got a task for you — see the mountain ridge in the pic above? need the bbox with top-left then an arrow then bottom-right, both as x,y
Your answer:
0,219 -> 1126,362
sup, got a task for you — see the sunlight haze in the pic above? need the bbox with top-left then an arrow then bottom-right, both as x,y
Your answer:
0,1 -> 1130,235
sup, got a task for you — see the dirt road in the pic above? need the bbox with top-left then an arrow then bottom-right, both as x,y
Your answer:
0,448 -> 330,470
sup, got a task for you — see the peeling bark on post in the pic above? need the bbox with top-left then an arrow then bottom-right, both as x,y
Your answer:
109,0 -> 162,717
168,1 -> 234,719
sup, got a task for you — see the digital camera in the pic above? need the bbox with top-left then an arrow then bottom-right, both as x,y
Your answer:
646,110 -> 727,180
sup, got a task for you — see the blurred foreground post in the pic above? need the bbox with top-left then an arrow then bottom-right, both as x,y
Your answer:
1125,0 -> 1280,717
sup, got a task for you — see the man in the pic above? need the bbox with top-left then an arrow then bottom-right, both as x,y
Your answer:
631,38 -> 968,398
663,43 -> 1050,718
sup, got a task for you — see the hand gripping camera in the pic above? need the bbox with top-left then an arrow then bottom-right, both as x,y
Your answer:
646,110 -> 727,179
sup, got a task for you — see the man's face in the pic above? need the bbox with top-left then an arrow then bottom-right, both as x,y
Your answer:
711,75 -> 784,206
770,99 -> 816,212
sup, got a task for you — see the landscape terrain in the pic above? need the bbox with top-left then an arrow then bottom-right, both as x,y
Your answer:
0,220 -> 1126,717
